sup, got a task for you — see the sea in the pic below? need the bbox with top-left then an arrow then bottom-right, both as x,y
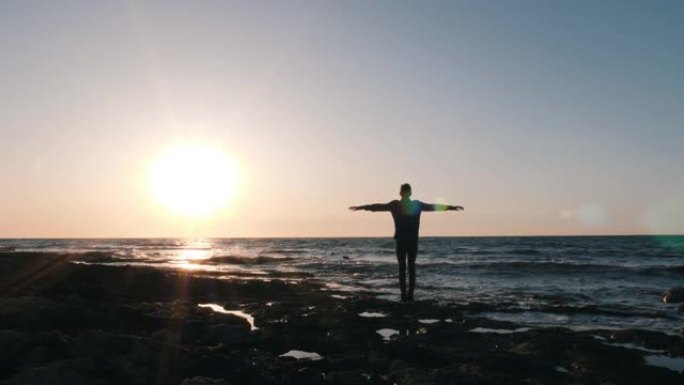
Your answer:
2,236 -> 683,334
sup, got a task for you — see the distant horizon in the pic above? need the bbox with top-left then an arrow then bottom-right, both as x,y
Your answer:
2,233 -> 683,241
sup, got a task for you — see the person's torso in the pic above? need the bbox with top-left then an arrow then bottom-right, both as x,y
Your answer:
390,200 -> 423,241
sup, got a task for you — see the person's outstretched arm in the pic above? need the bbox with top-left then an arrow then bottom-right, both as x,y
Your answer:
420,202 -> 464,212
349,202 -> 392,212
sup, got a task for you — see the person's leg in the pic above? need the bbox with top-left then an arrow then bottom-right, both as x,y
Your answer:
407,242 -> 418,301
395,243 -> 407,301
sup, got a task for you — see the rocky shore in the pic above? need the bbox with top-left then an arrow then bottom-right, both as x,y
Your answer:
1,252 -> 683,385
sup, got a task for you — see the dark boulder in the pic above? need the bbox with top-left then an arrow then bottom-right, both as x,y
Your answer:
5,360 -> 89,385
204,324 -> 251,346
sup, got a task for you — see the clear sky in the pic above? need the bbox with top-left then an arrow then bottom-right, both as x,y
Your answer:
1,0 -> 683,238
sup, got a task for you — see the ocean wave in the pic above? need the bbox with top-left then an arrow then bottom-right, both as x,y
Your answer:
505,248 -> 543,255
666,265 -> 684,273
464,248 -> 544,256
198,255 -> 295,265
636,265 -> 684,275
71,252 -> 163,264
267,248 -> 307,255
134,245 -> 213,251
419,260 -> 622,274
532,304 -> 678,320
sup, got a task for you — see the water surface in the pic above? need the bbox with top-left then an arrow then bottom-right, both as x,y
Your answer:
3,236 -> 683,333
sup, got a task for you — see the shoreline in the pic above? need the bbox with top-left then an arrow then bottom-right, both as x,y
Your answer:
1,252 -> 683,384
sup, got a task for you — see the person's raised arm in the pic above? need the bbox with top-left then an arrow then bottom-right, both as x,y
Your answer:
420,202 -> 464,212
445,204 -> 464,211
349,202 -> 392,212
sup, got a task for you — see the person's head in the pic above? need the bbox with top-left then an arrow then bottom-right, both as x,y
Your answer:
400,183 -> 412,199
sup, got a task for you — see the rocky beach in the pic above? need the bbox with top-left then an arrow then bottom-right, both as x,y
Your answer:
1,251 -> 683,385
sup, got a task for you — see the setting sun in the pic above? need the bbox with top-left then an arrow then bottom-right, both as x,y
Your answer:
148,143 -> 240,218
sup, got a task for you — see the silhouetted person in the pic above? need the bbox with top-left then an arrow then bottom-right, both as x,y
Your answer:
350,184 -> 463,302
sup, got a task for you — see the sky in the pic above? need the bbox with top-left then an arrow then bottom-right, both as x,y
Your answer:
1,0 -> 683,238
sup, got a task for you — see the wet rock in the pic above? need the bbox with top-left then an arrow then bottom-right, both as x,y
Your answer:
5,360 -> 89,385
3,252 -> 684,385
324,370 -> 367,385
179,320 -> 209,343
181,377 -> 230,385
70,330 -> 144,364
242,350 -> 278,378
385,366 -> 433,385
366,350 -> 390,368
151,328 -> 180,345
0,297 -> 68,331
0,330 -> 30,378
662,287 -> 684,303
8,330 -> 71,371
204,324 -> 251,346
6,355 -> 153,385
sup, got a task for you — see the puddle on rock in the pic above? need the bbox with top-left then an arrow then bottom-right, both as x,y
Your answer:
198,303 -> 258,331
280,350 -> 323,361
359,312 -> 387,318
376,328 -> 399,341
555,366 -> 570,374
644,355 -> 684,373
604,342 -> 665,354
419,319 -> 440,324
469,327 -> 531,334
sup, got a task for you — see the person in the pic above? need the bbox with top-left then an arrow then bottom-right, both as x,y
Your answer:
349,183 -> 464,302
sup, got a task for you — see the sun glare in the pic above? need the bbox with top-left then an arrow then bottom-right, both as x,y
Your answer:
148,143 -> 240,218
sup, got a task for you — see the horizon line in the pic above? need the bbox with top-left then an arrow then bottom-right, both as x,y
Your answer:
1,233 -> 682,240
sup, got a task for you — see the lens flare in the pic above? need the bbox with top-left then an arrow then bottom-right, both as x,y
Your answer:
577,204 -> 607,227
432,197 -> 450,211
648,199 -> 684,236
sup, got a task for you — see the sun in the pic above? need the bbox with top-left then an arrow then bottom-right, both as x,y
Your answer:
148,143 -> 240,218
